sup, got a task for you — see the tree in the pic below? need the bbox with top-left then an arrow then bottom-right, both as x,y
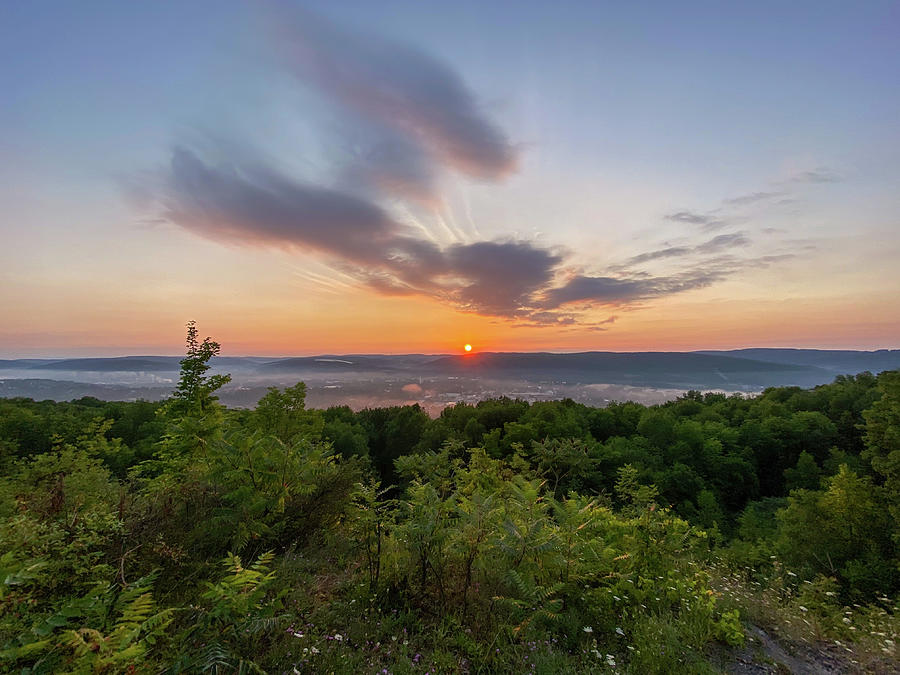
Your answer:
784,451 -> 821,492
249,382 -> 323,445
170,321 -> 231,417
156,322 -> 232,462
776,465 -> 897,597
863,371 -> 900,508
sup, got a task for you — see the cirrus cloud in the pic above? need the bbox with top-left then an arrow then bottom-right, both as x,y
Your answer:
271,6 -> 518,182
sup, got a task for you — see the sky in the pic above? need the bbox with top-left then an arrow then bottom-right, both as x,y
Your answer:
1,0 -> 899,356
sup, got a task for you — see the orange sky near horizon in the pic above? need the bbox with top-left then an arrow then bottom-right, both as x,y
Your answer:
2,271 -> 897,357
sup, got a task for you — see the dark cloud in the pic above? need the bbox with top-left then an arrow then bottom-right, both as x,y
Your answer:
541,270 -> 724,309
443,241 -> 562,315
163,147 -> 559,318
165,147 -> 400,263
664,210 -> 727,231
272,7 -> 518,181
161,146 -> 793,325
539,250 -> 792,312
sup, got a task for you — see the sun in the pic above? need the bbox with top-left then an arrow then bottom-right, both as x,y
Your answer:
464,343 -> 472,352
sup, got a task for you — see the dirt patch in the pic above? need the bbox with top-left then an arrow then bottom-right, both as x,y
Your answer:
714,624 -> 894,674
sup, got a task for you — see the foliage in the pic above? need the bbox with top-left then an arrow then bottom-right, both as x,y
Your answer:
0,326 -> 897,672
169,552 -> 284,674
1,573 -> 172,674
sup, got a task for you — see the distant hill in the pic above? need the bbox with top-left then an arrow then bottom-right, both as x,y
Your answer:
1,349 -> 896,394
697,349 -> 900,374
29,357 -> 182,372
421,351 -> 829,389
14,356 -> 265,373
259,354 -> 438,372
0,359 -> 56,369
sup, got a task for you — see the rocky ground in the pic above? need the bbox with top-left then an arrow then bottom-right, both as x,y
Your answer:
714,624 -> 899,674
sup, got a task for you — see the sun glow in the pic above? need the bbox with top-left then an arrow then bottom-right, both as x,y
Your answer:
464,343 -> 472,352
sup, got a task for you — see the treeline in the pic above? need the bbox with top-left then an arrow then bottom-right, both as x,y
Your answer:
0,325 -> 897,672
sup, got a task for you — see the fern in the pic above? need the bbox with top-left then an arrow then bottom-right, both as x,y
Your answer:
494,568 -> 565,635
170,552 -> 285,675
1,573 -> 172,674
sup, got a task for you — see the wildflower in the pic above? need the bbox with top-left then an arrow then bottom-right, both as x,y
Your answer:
334,634 -> 343,642
606,654 -> 616,667
615,627 -> 625,636
583,626 -> 593,633
798,606 -> 808,612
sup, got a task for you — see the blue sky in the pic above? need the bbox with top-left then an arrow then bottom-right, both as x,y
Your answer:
1,1 -> 898,355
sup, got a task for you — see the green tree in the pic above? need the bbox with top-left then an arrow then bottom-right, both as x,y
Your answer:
169,320 -> 231,417
863,371 -> 900,512
784,451 -> 821,491
156,321 -> 231,463
249,382 -> 323,445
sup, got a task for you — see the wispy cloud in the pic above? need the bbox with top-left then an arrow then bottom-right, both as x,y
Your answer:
790,167 -> 842,184
337,128 -> 438,206
271,6 -> 518,182
695,232 -> 750,253
625,246 -> 693,265
540,252 -> 792,311
723,191 -> 786,206
151,8 -> 801,330
664,210 -> 728,231
622,232 -> 750,267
